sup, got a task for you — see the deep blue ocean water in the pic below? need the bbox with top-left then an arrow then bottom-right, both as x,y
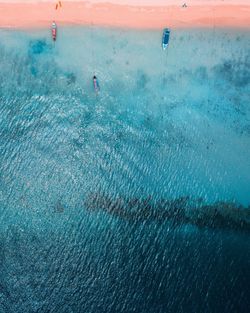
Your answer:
0,27 -> 249,312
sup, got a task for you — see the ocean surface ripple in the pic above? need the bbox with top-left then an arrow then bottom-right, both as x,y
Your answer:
0,27 -> 249,313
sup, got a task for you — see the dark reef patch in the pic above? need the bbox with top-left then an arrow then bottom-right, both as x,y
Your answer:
84,193 -> 250,233
136,70 -> 150,89
212,56 -> 250,87
195,66 -> 208,80
28,39 -> 52,56
65,72 -> 77,85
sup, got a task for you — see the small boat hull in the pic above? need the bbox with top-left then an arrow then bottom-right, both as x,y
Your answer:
162,28 -> 170,50
52,22 -> 57,41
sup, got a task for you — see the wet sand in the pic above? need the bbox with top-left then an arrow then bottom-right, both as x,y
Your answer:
0,2 -> 249,29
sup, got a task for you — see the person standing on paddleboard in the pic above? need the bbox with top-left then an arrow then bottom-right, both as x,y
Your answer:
93,75 -> 100,92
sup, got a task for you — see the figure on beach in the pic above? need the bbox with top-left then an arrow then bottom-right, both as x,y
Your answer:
55,1 -> 62,10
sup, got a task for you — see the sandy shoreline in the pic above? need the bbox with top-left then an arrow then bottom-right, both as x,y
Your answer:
0,2 -> 249,29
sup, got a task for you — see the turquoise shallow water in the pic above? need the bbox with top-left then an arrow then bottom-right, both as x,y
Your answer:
0,27 -> 249,312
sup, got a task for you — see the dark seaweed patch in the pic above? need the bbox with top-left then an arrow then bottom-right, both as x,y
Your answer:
65,72 -> 77,85
136,70 -> 150,89
195,66 -> 208,80
30,65 -> 37,77
28,40 -> 51,55
54,200 -> 65,213
84,193 -> 250,233
213,57 -> 250,87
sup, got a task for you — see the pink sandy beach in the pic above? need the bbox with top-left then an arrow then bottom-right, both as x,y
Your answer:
0,1 -> 249,29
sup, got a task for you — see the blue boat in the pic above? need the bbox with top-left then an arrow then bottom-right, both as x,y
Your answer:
162,28 -> 170,50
